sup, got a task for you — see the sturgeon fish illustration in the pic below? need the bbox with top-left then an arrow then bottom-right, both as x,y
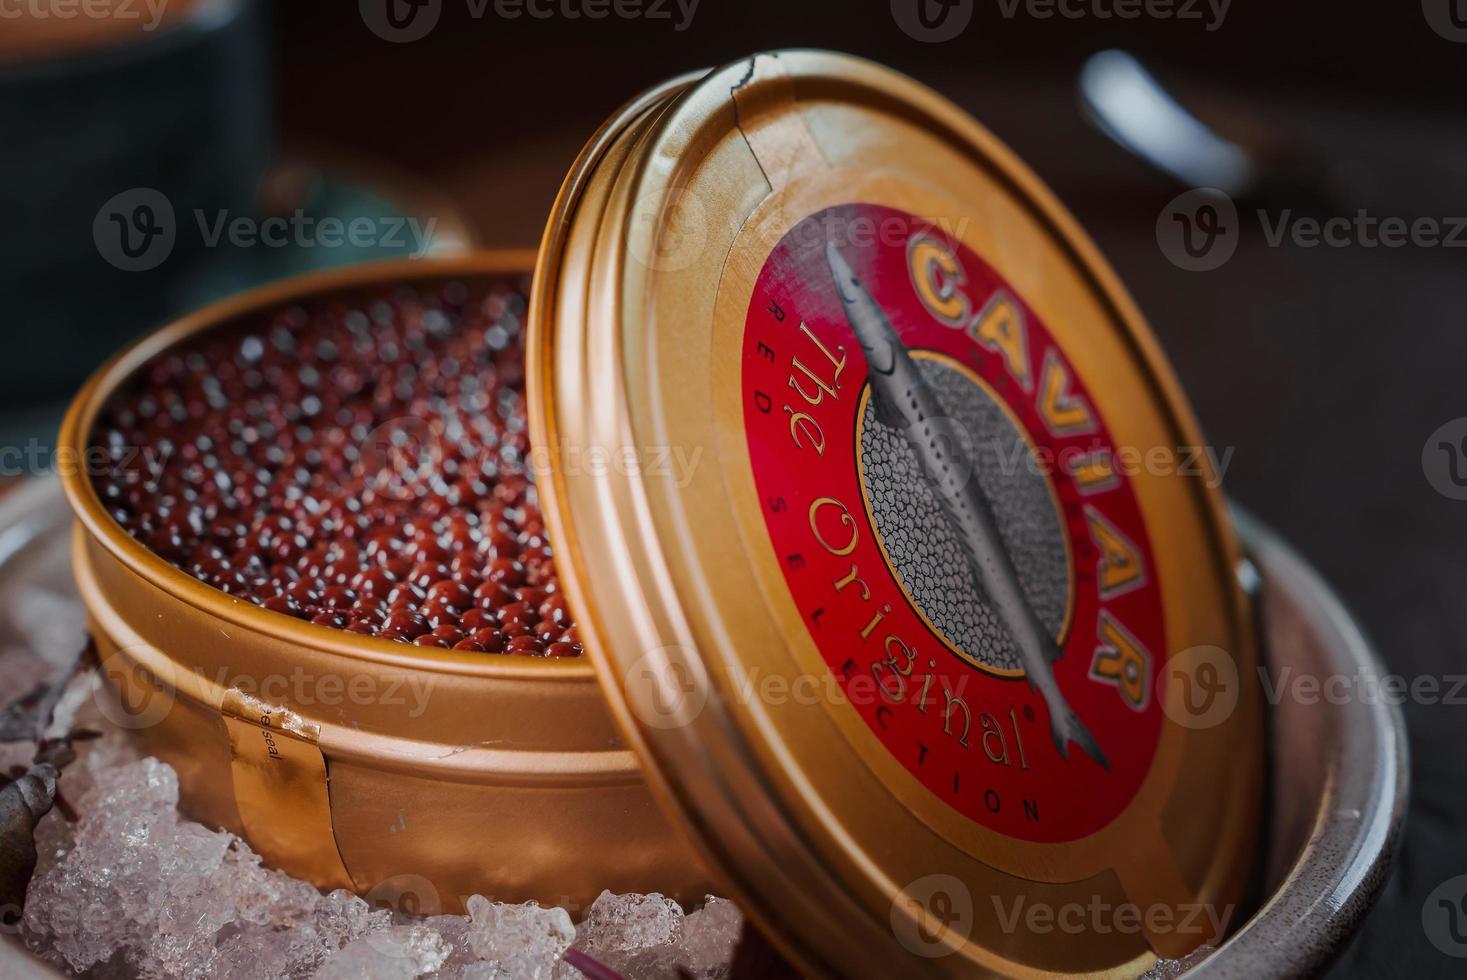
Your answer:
826,241 -> 1109,769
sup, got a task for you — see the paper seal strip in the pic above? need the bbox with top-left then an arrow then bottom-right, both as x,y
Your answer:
219,688 -> 356,891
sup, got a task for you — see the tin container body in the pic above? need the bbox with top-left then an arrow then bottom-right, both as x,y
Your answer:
59,255 -> 710,913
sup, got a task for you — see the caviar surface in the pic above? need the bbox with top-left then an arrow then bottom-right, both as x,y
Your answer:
92,277 -> 582,657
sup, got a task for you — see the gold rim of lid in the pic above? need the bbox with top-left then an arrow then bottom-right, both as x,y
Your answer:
529,50 -> 1261,977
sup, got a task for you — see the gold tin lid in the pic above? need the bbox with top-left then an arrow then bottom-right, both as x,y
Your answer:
529,50 -> 1261,977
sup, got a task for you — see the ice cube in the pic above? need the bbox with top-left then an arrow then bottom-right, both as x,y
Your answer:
18,731 -> 743,980
561,890 -> 685,978
312,924 -> 450,980
574,890 -> 683,954
676,896 -> 744,978
462,894 -> 574,979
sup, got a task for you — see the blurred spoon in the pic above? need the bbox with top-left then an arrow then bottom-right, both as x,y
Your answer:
1079,49 -> 1344,213
1080,49 -> 1256,195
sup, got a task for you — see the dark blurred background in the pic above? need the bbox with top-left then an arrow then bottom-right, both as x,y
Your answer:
4,1 -> 1465,976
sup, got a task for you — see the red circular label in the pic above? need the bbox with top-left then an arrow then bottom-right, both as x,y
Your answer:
741,204 -> 1166,842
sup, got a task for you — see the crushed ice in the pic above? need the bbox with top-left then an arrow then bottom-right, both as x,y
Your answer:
0,558 -> 743,979
18,736 -> 742,979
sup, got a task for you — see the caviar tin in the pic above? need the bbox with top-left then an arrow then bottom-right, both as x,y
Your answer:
52,47 -> 1404,979
57,252 -> 712,916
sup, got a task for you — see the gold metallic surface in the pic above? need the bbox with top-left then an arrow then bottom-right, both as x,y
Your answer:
219,687 -> 355,891
531,50 -> 1261,977
59,254 -> 712,915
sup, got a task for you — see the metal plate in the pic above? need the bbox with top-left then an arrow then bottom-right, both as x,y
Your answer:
531,50 -> 1263,976
0,478 -> 1407,977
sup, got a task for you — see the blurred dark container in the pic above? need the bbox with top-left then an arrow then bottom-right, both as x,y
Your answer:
0,0 -> 269,404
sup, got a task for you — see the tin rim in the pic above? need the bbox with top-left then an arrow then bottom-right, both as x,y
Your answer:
58,252 -> 594,682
